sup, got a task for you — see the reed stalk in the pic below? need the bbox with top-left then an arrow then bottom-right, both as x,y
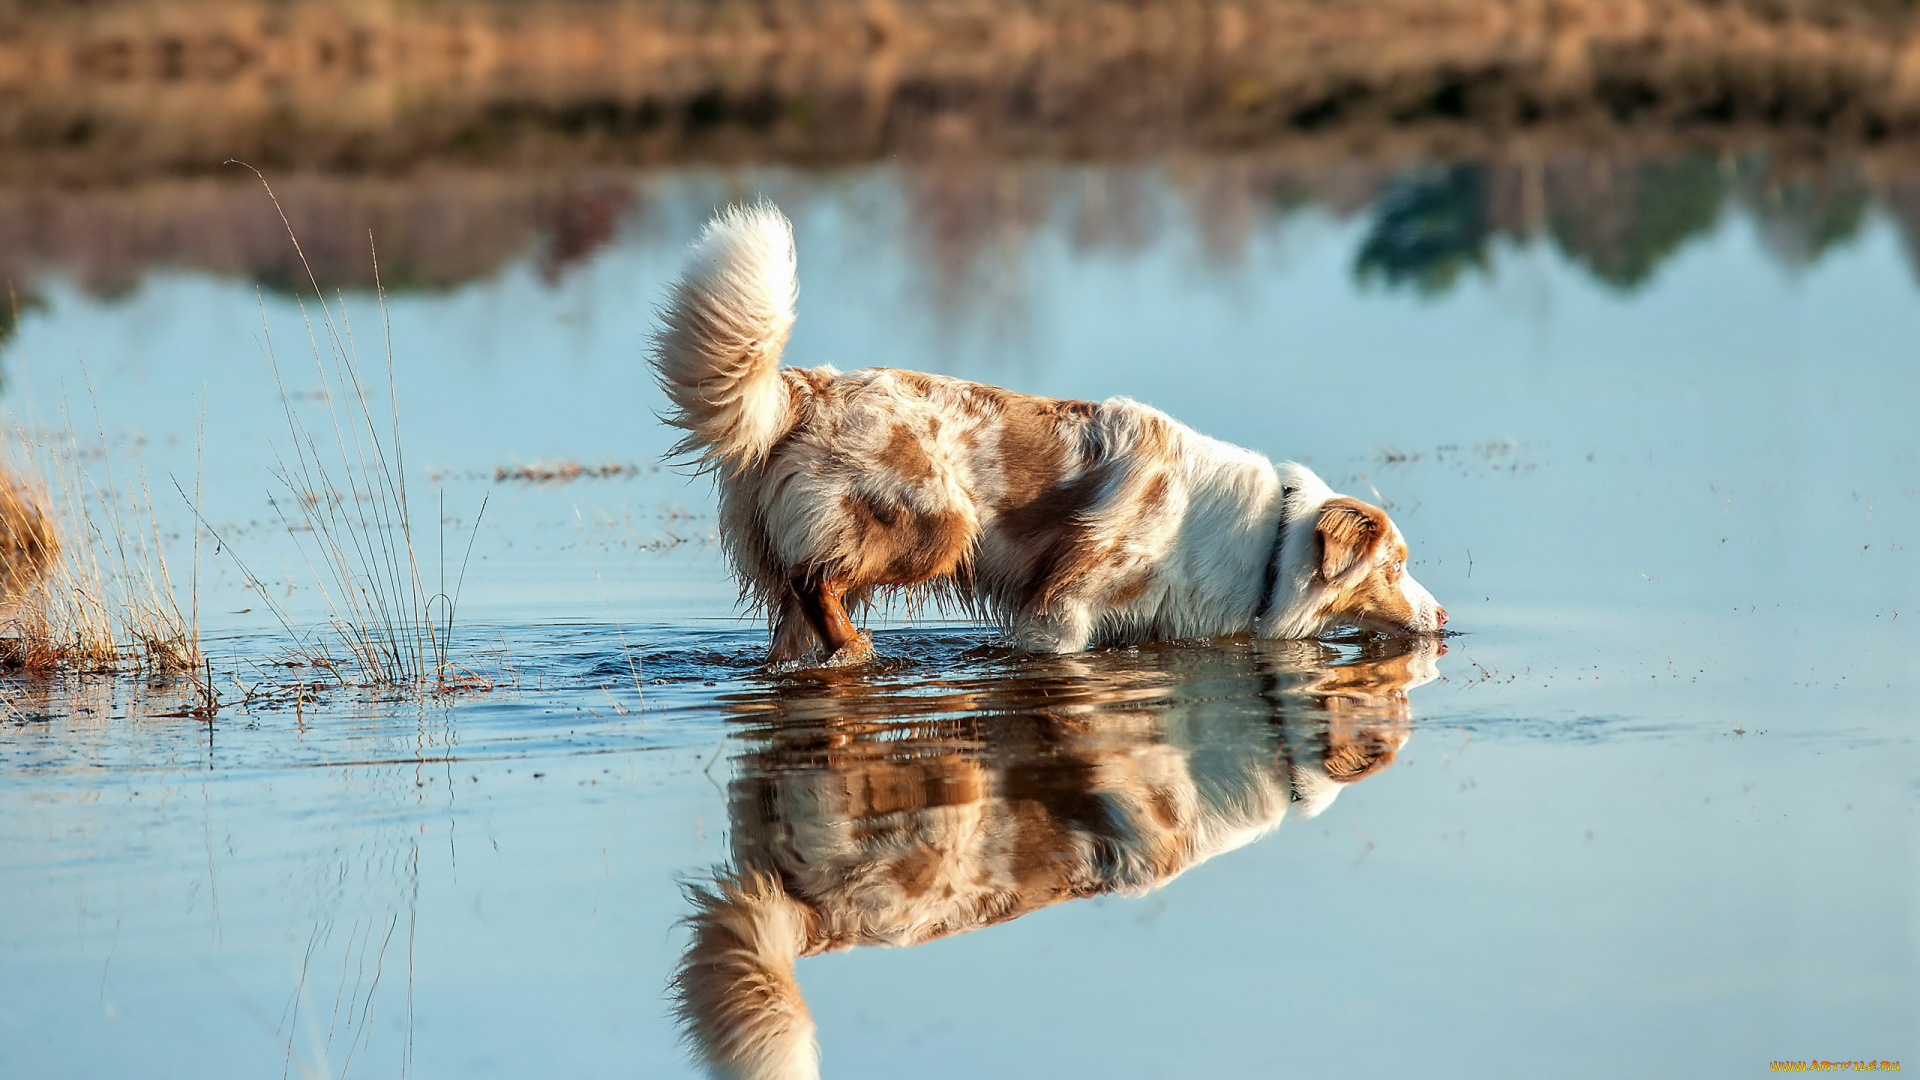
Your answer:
236,164 -> 483,690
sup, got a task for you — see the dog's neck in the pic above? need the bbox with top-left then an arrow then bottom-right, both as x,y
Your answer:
1252,484 -> 1294,628
1254,463 -> 1341,637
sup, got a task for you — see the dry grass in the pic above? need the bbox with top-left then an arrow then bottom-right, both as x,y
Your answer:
493,458 -> 641,483
0,467 -> 81,672
0,277 -> 200,683
0,423 -> 201,679
204,165 -> 487,692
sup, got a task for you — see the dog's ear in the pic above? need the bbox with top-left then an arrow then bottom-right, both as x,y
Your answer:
1314,499 -> 1387,585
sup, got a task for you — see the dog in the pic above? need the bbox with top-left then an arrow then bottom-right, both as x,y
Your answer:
652,204 -> 1446,665
671,638 -> 1443,1080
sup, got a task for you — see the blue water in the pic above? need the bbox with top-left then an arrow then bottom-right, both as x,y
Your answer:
1,162 -> 1915,1078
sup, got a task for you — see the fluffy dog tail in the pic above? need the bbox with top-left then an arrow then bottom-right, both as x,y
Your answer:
672,872 -> 821,1080
652,203 -> 800,470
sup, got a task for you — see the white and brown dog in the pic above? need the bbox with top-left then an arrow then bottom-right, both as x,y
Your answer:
653,204 -> 1446,665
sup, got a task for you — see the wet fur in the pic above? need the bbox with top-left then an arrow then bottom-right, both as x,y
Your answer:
652,204 -> 1445,665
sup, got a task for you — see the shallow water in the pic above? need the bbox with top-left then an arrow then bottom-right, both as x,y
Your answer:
2,160 -> 1917,1078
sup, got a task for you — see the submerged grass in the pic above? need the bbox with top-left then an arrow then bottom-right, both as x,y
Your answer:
212,164 -> 487,693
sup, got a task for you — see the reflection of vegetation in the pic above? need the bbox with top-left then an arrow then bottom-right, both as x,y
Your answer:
0,152 -> 1904,311
1356,165 -> 1489,295
1548,156 -> 1725,290
1349,153 -> 1888,297
0,285 -> 43,356
1747,171 -> 1870,268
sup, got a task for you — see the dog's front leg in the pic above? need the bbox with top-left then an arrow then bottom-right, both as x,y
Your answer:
767,589 -> 823,666
790,575 -> 874,666
1011,604 -> 1096,655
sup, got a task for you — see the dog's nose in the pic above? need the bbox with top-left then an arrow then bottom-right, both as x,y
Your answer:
1434,606 -> 1449,629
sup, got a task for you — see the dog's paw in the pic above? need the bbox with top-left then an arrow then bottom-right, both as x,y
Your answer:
822,631 -> 875,668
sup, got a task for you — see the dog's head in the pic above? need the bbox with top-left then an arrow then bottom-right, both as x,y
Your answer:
1268,466 -> 1447,638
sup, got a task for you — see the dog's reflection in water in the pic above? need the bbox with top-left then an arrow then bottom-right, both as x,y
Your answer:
674,637 -> 1443,1080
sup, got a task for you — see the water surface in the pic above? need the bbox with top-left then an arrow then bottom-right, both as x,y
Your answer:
2,160 -> 1916,1078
